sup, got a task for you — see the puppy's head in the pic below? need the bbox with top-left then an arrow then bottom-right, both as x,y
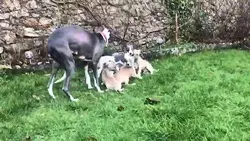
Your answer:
103,60 -> 118,72
127,44 -> 134,56
133,49 -> 141,59
124,52 -> 135,67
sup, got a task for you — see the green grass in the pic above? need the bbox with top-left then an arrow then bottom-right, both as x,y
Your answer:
1,49 -> 250,141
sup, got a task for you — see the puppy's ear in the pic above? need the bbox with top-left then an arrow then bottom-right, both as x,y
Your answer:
138,49 -> 141,54
103,63 -> 108,68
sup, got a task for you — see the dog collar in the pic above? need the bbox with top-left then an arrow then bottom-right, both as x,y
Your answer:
100,32 -> 108,46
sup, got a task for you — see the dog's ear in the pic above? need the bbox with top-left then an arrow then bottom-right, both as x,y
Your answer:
102,25 -> 106,30
133,49 -> 140,55
137,49 -> 141,55
94,26 -> 104,33
103,63 -> 108,68
101,25 -> 111,40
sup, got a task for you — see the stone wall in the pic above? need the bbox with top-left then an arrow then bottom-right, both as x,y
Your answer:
0,0 -> 168,66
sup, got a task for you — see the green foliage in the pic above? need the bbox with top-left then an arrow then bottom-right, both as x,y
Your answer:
166,0 -> 195,21
165,0 -> 196,41
1,50 -> 250,140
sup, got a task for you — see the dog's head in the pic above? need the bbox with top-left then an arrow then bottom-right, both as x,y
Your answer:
103,60 -> 118,72
127,44 -> 134,56
133,49 -> 141,59
124,52 -> 135,67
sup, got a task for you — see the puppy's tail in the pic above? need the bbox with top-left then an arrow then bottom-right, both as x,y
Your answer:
54,71 -> 66,84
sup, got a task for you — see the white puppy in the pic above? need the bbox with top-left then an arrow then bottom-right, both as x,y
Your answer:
133,49 -> 158,79
97,55 -> 116,78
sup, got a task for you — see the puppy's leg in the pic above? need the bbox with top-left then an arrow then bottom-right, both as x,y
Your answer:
137,67 -> 143,79
47,60 -> 60,99
146,63 -> 155,75
123,79 -> 135,86
84,64 -> 93,89
62,58 -> 79,102
146,62 -> 158,74
116,84 -> 124,93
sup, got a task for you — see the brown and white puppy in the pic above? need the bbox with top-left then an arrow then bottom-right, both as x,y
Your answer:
133,49 -> 157,79
114,64 -> 137,86
101,61 -> 123,92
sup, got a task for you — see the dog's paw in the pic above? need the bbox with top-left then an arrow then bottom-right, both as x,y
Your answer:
71,98 -> 79,102
98,90 -> 104,93
117,88 -> 124,94
131,83 -> 136,86
88,86 -> 94,89
138,76 -> 143,79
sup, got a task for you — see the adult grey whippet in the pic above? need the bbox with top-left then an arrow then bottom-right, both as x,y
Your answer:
47,25 -> 110,101
54,43 -> 135,86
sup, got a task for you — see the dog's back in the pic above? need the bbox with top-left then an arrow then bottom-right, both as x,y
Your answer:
48,25 -> 105,59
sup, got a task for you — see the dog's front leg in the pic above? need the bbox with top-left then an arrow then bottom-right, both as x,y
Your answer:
93,63 -> 104,93
137,67 -> 143,79
84,64 -> 93,89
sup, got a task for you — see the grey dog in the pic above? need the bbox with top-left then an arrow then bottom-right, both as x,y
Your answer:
47,25 -> 110,101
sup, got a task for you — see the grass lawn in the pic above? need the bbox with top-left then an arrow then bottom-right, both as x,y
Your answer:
1,49 -> 250,141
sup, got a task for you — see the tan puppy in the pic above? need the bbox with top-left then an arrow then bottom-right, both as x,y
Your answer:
133,49 -> 157,79
101,61 -> 123,92
114,65 -> 137,86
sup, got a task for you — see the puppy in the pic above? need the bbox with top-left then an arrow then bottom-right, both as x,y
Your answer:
97,55 -> 116,78
101,61 -> 123,92
133,49 -> 158,79
114,64 -> 137,86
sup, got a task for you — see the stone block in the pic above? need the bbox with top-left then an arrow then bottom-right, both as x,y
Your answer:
0,13 -> 10,20
4,31 -> 16,44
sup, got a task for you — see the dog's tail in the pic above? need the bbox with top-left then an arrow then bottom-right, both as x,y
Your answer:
54,71 -> 66,84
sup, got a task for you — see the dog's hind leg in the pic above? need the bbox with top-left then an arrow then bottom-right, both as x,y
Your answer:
47,60 -> 60,99
84,64 -> 93,89
146,63 -> 155,74
54,71 -> 66,84
146,63 -> 158,74
62,58 -> 79,102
